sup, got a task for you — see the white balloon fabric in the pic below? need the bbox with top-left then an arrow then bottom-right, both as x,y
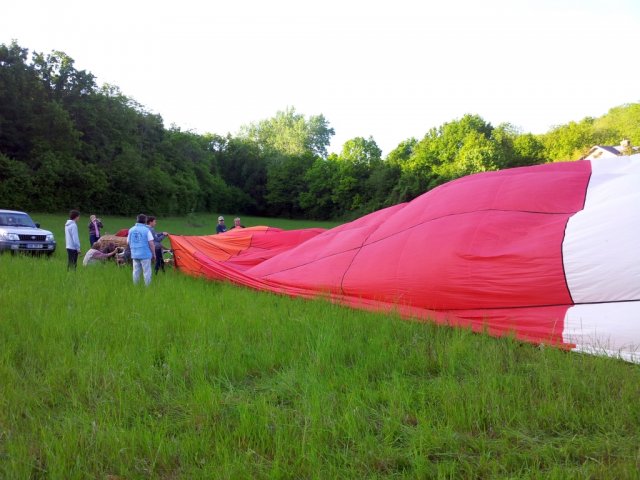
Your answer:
562,156 -> 640,362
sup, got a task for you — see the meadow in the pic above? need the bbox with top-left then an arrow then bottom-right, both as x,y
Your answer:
0,213 -> 639,479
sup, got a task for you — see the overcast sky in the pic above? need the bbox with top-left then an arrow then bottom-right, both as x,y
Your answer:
3,0 -> 639,155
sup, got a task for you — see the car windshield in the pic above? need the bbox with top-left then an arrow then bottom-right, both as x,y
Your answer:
0,213 -> 36,228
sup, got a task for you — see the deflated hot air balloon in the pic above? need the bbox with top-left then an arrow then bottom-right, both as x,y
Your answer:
169,156 -> 640,362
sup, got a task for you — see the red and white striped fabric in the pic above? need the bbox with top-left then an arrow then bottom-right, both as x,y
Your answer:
562,157 -> 640,361
170,156 -> 640,362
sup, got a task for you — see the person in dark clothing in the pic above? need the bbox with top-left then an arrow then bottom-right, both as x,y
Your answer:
88,214 -> 103,246
216,215 -> 227,234
229,217 -> 246,230
146,216 -> 169,274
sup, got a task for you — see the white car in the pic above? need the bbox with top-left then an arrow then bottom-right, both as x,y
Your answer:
0,209 -> 56,255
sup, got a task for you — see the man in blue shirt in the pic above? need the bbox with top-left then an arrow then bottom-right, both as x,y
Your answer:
216,215 -> 227,234
127,214 -> 155,286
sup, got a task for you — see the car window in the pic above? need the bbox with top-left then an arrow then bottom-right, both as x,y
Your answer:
1,214 -> 35,228
15,214 -> 36,227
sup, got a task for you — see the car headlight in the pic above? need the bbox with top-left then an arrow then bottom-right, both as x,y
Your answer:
0,232 -> 19,241
46,234 -> 54,242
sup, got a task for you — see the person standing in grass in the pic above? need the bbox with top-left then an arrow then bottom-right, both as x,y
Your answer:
146,215 -> 169,274
64,209 -> 81,270
87,214 -> 103,247
216,215 -> 227,234
127,213 -> 155,286
229,217 -> 245,230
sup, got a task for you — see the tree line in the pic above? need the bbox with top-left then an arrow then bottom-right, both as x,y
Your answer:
1,41 -> 638,220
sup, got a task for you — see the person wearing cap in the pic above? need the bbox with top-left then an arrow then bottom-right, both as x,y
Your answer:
216,216 -> 227,234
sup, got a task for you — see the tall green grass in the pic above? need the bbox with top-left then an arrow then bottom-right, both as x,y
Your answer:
1,215 -> 639,478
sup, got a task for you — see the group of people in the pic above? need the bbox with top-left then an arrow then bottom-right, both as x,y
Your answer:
216,215 -> 245,234
84,214 -> 118,266
64,211 -> 169,286
127,214 -> 169,286
65,210 -> 118,269
64,211 -> 246,284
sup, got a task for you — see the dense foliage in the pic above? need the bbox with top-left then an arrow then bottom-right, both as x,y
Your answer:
1,41 -> 638,218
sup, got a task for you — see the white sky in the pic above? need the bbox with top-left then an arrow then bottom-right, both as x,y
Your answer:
3,0 -> 639,155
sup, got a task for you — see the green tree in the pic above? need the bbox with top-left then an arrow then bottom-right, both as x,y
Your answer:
386,138 -> 417,166
240,107 -> 334,158
364,160 -> 401,212
339,136 -> 382,166
31,49 -> 96,100
329,137 -> 382,216
4,40 -> 638,221
265,152 -> 316,217
0,153 -> 33,209
0,42 -> 36,161
541,118 -> 597,161
511,133 -> 547,166
213,135 -> 266,214
394,114 -> 496,199
385,138 -> 419,204
489,123 -> 548,169
300,156 -> 339,219
436,130 -> 501,181
593,103 -> 640,146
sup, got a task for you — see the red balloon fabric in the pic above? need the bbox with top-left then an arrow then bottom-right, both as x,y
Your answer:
169,156 -> 640,362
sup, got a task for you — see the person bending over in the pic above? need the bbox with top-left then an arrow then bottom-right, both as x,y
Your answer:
83,242 -> 117,266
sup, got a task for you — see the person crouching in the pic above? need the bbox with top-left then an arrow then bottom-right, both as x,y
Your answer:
83,242 -> 117,266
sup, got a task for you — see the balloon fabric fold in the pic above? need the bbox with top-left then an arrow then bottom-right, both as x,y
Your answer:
169,156 -> 640,363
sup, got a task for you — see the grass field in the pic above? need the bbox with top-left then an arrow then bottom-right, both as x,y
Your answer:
1,214 -> 639,479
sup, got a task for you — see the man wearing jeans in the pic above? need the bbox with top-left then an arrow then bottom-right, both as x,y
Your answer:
127,214 -> 155,286
64,210 -> 81,270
